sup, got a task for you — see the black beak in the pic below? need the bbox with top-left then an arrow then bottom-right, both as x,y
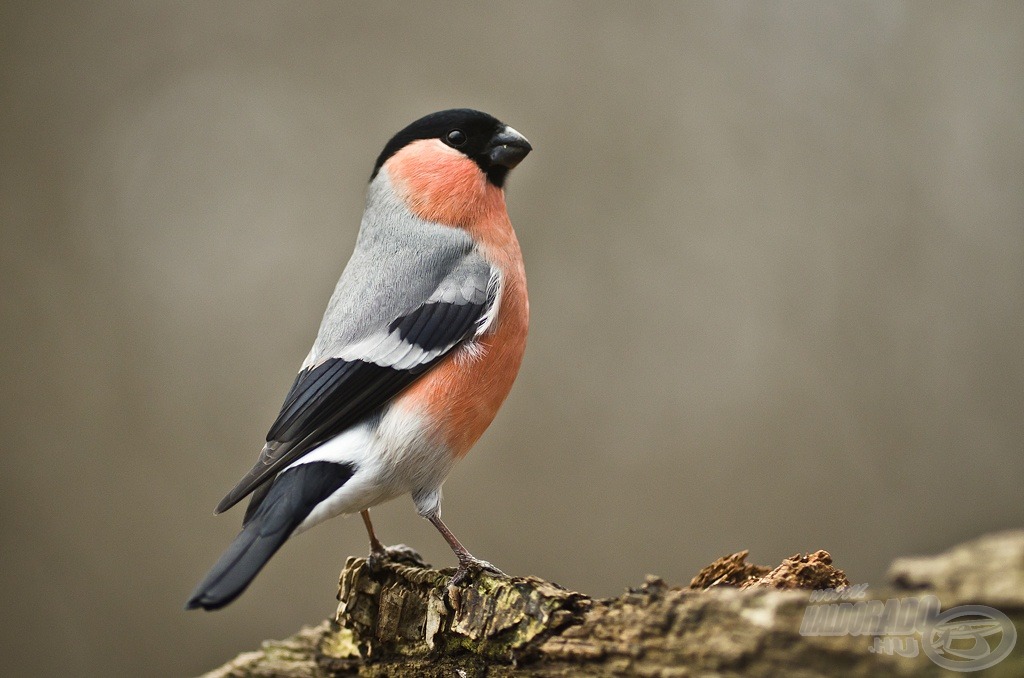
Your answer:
487,126 -> 532,169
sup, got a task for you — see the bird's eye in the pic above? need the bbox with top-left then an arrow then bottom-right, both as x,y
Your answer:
445,129 -> 467,147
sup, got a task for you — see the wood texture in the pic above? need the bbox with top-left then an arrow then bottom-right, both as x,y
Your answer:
201,531 -> 1024,677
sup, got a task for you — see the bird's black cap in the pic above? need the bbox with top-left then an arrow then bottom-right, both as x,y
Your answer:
371,108 -> 531,187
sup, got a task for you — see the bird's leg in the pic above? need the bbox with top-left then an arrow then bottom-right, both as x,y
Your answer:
361,509 -> 425,571
427,512 -> 505,590
361,510 -> 388,565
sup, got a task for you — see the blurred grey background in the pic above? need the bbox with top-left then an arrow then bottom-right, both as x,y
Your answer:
2,2 -> 1022,676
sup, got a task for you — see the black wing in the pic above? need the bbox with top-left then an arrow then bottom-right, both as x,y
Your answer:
216,293 -> 492,515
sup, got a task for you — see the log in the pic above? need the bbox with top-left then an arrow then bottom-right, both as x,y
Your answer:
201,531 -> 1024,677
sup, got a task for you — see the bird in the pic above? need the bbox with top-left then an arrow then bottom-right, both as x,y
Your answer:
186,109 -> 531,611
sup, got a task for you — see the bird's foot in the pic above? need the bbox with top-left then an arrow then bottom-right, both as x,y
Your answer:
446,556 -> 507,610
367,543 -> 427,571
449,555 -> 506,586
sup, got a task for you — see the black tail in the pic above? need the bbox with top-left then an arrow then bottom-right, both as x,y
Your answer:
186,460 -> 355,611
185,518 -> 291,610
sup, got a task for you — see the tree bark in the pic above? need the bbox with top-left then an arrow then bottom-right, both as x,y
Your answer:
201,531 -> 1024,677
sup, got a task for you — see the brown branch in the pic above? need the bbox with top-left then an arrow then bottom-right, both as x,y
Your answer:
201,531 -> 1024,677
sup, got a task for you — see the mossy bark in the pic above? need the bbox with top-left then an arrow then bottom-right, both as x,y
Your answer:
201,531 -> 1024,677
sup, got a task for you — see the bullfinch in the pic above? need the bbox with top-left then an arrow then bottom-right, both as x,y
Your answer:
186,109 -> 531,611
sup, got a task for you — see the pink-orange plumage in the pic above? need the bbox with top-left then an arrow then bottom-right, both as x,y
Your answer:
388,140 -> 529,456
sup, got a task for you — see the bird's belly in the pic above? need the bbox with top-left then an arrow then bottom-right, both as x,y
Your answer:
393,275 -> 528,457
290,408 -> 452,533
370,403 -> 460,498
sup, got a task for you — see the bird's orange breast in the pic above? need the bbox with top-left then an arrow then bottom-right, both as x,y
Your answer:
385,140 -> 529,456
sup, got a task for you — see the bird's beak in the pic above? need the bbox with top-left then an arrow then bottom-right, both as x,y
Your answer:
488,126 -> 532,169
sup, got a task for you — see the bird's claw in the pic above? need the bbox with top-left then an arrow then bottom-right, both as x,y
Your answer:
446,556 -> 506,609
367,543 -> 426,571
455,556 -> 505,581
